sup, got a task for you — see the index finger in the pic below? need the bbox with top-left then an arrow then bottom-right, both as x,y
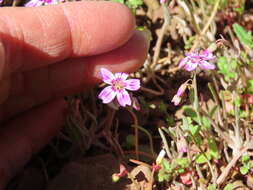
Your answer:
0,1 -> 135,77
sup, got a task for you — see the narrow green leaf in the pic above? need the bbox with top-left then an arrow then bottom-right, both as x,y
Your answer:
209,105 -> 218,118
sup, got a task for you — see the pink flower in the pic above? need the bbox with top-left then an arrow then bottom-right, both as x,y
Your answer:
160,0 -> 166,3
98,68 -> 140,107
179,49 -> 216,71
25,0 -> 62,7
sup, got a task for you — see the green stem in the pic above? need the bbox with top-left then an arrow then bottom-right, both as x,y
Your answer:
158,128 -> 172,159
193,72 -> 202,125
128,108 -> 139,160
193,73 -> 198,110
131,125 -> 155,157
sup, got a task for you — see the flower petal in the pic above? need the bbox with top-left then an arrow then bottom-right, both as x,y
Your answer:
125,79 -> 140,91
200,49 -> 215,60
184,61 -> 198,71
100,68 -> 115,84
172,95 -> 181,106
98,86 -> 116,104
178,58 -> 189,68
115,72 -> 129,81
117,89 -> 131,107
176,83 -> 187,97
44,0 -> 58,5
186,51 -> 198,57
25,0 -> 43,7
199,61 -> 215,70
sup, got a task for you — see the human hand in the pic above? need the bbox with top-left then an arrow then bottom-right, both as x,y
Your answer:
0,1 -> 148,187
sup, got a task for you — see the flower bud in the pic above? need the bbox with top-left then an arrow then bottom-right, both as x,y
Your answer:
156,149 -> 166,165
112,174 -> 120,183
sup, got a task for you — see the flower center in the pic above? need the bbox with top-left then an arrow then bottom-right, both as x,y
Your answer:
191,56 -> 201,63
112,79 -> 125,91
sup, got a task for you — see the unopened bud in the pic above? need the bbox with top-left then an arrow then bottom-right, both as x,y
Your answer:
177,136 -> 188,153
112,174 -> 120,182
171,81 -> 189,106
156,149 -> 166,165
172,95 -> 182,106
132,97 -> 141,111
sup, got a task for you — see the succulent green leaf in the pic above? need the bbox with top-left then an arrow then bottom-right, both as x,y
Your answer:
195,153 -> 211,164
183,106 -> 197,118
202,116 -> 211,130
207,137 -> 219,159
126,0 -> 143,9
161,159 -> 172,171
111,0 -> 124,3
207,184 -> 217,190
175,158 -> 189,168
189,124 -> 200,136
247,80 -> 253,94
224,184 -> 233,190
233,23 -> 253,49
240,165 -> 249,175
217,56 -> 237,81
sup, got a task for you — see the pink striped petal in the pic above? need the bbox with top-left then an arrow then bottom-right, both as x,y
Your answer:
200,49 -> 215,60
199,61 -> 215,70
100,68 -> 115,84
44,0 -> 58,5
184,61 -> 198,71
115,72 -> 129,81
125,79 -> 140,91
117,89 -> 131,107
25,0 -> 43,7
98,86 -> 116,104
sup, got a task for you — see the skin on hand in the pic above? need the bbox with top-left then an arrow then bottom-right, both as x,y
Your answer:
0,1 -> 149,187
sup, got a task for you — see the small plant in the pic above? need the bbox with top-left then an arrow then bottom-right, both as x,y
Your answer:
239,155 -> 253,175
111,0 -> 143,12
